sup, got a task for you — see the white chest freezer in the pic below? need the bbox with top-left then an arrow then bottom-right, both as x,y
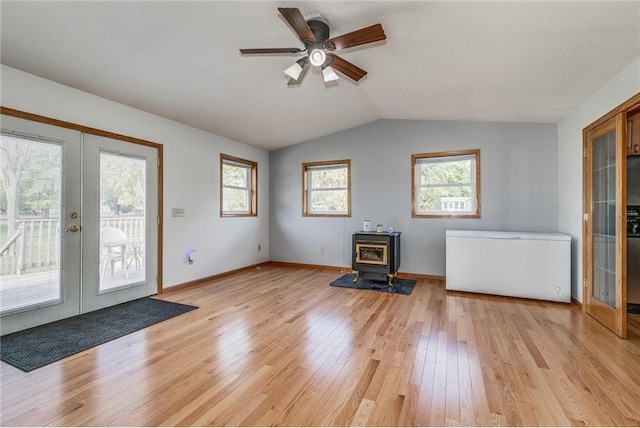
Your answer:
445,230 -> 571,303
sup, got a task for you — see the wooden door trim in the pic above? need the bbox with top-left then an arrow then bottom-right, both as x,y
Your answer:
1,106 -> 164,294
584,92 -> 640,134
615,112 -> 627,337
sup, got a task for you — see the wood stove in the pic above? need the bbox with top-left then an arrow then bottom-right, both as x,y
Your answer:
352,231 -> 401,286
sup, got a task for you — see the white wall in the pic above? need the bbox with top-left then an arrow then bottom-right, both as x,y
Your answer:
558,56 -> 640,302
0,65 -> 269,289
270,119 -> 559,276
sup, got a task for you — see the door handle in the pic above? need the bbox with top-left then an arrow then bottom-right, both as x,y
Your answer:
65,225 -> 79,233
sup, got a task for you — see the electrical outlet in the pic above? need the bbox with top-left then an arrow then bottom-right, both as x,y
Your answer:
320,245 -> 324,253
171,208 -> 185,217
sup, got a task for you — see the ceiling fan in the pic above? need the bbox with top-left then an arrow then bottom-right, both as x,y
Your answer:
239,7 -> 386,85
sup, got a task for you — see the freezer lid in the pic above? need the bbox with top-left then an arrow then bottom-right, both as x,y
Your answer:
445,229 -> 572,241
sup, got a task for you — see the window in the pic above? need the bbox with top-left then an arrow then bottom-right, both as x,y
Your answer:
412,149 -> 480,218
220,154 -> 257,216
303,159 -> 351,217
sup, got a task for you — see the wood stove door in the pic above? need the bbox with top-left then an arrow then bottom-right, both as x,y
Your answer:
355,243 -> 388,265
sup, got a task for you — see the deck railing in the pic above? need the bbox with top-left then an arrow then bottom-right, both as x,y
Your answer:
0,227 -> 25,275
0,216 -> 144,276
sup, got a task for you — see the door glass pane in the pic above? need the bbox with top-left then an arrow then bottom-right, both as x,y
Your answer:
592,129 -> 617,308
99,152 -> 146,291
0,134 -> 62,313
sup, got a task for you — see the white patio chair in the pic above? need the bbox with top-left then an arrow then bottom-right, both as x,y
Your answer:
100,227 -> 128,279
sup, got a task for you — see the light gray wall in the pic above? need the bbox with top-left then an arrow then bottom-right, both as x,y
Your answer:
6,55 -> 635,297
1,65 -> 270,289
558,56 -> 640,302
270,119 -> 559,276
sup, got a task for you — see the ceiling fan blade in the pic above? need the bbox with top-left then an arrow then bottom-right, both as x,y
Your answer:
278,7 -> 316,42
327,54 -> 367,81
239,48 -> 303,54
288,63 -> 310,86
325,24 -> 386,50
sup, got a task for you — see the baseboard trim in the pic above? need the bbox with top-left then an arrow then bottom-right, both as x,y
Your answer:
161,262 -> 268,294
571,297 -> 583,310
397,272 -> 446,282
162,261 -> 445,294
265,261 -> 348,272
266,261 -> 445,282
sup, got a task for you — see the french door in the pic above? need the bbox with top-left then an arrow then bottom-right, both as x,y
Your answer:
583,113 -> 627,338
0,115 -> 159,334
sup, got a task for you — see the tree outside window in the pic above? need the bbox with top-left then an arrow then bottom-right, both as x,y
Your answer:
1,134 -> 62,239
100,152 -> 145,216
220,154 -> 257,217
303,160 -> 351,217
412,149 -> 480,218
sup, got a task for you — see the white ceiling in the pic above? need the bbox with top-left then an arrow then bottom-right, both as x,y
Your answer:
1,1 -> 639,151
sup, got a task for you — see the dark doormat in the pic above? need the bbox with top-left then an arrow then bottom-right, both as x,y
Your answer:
0,297 -> 197,372
330,273 -> 416,295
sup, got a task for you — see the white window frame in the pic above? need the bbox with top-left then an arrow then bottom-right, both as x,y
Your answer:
411,149 -> 480,218
303,159 -> 351,217
220,154 -> 257,217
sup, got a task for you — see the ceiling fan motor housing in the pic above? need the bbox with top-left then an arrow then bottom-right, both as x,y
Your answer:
307,19 -> 330,44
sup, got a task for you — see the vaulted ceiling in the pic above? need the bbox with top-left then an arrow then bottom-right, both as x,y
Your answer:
1,1 -> 639,151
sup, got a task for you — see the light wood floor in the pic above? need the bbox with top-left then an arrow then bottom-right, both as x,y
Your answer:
2,265 -> 640,426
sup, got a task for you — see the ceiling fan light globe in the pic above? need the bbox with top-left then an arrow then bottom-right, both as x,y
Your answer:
283,62 -> 304,80
322,66 -> 340,82
309,49 -> 326,67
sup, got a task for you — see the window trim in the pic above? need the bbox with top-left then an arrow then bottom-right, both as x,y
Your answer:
220,154 -> 257,217
302,159 -> 351,217
411,149 -> 481,218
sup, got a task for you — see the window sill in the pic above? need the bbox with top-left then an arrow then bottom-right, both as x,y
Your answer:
412,213 -> 480,219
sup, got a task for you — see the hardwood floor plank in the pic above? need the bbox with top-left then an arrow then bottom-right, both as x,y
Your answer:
190,364 -> 273,426
157,372 -> 241,426
456,341 -> 476,426
428,331 -> 449,426
330,358 -> 379,426
397,382 -> 418,426
415,289 -> 444,425
278,349 -> 357,425
350,397 -> 377,426
394,321 -> 422,398
2,265 -> 640,427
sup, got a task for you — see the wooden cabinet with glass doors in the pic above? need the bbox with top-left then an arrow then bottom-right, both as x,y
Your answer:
583,92 -> 640,339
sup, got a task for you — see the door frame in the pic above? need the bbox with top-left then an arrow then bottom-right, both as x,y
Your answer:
0,107 -> 164,295
582,92 -> 640,338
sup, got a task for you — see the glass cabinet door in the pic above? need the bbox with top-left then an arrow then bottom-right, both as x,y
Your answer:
584,114 -> 627,338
